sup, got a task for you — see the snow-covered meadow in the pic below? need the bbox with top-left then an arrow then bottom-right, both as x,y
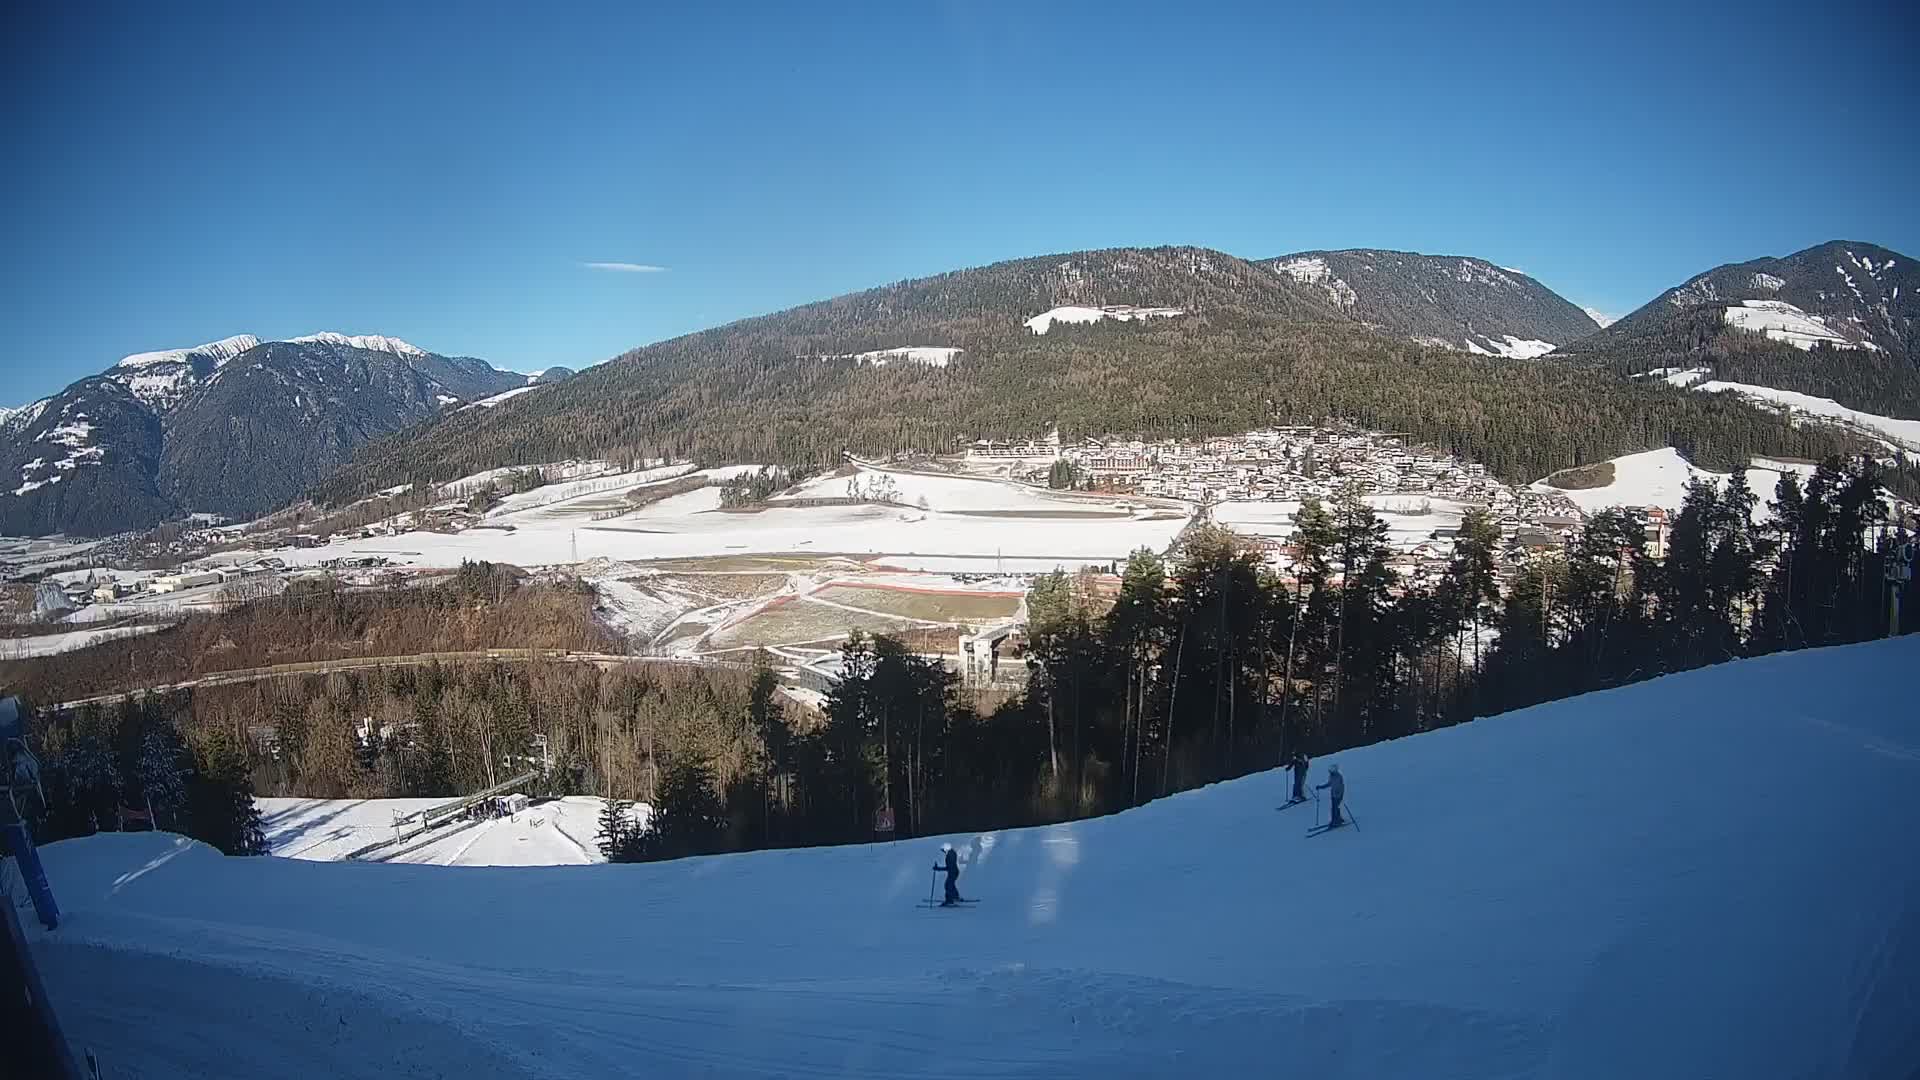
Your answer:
265,465 -> 1188,578
1532,447 -> 1816,517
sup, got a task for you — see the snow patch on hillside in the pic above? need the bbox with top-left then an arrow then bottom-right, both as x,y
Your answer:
1,399 -> 49,432
1630,366 -> 1710,388
1749,272 -> 1785,291
459,384 -> 541,410
1693,381 -> 1920,453
1669,276 -> 1721,307
1271,256 -> 1359,308
114,334 -> 261,370
1722,300 -> 1861,351
1453,259 -> 1519,287
819,346 -> 962,368
1465,334 -> 1557,359
21,416 -> 107,486
1024,305 -> 1185,335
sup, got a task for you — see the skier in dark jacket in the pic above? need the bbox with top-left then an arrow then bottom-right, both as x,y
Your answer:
1288,751 -> 1310,803
934,845 -> 963,906
1315,763 -> 1346,826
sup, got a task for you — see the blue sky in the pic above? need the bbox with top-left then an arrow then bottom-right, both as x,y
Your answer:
4,0 -> 1915,402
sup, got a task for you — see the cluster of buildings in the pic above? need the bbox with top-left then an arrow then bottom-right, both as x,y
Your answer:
1056,428 -> 1524,506
1014,426 -> 1606,593
28,559 -> 285,619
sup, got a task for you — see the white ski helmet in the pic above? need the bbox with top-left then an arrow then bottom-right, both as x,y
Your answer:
1329,763 -> 1341,774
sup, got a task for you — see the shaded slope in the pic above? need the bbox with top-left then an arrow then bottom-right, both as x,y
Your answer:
1263,248 -> 1600,355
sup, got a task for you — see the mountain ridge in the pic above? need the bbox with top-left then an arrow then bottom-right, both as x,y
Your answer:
1559,239 -> 1920,420
0,334 -> 538,536
1260,248 -> 1601,356
311,243 -> 1901,509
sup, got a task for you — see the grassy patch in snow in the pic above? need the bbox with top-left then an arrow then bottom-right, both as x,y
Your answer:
1543,461 -> 1617,491
810,585 -> 1020,624
708,598 -> 916,648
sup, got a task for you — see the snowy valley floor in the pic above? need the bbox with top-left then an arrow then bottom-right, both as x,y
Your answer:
24,637 -> 1920,1079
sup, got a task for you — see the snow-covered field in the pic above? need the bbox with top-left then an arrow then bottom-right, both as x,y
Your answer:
26,636 -> 1920,1078
1722,299 -> 1865,351
1533,448 -> 1815,517
257,466 -> 1187,576
256,796 -> 626,866
485,463 -> 698,520
0,623 -> 162,658
1024,304 -> 1185,335
772,465 -> 1142,515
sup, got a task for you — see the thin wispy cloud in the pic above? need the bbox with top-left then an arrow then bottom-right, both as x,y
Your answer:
581,261 -> 668,273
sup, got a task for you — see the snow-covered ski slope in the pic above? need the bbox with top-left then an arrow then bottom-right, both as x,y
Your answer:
255,796 -> 617,865
27,636 -> 1920,1079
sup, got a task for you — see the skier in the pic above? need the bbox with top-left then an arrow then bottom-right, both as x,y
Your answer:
1315,763 -> 1345,827
934,844 -> 964,906
1287,750 -> 1311,804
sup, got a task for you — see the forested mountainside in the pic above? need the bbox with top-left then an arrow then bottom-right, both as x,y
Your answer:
315,245 -> 1895,507
1560,240 -> 1920,418
0,335 -> 532,536
1261,249 -> 1600,356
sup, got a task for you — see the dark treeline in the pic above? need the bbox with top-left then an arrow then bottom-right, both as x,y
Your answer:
20,659 -> 774,856
22,693 -> 267,856
0,563 -> 616,705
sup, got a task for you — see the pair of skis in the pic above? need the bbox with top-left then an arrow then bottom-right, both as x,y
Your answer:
918,898 -> 980,910
1278,796 -> 1355,836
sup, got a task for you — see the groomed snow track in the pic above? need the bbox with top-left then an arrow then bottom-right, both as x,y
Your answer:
25,636 -> 1920,1079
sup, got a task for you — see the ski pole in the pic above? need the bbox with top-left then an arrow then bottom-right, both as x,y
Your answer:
1345,802 -> 1360,832
929,866 -> 937,907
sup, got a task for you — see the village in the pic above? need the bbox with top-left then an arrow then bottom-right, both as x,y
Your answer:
968,425 -> 1637,596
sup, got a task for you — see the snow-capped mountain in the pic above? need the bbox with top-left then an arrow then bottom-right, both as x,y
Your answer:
1581,306 -> 1617,328
0,334 -> 528,536
1560,240 -> 1920,424
526,365 -> 575,385
114,333 -> 262,370
1260,249 -> 1601,356
1569,241 -> 1917,362
104,334 -> 264,412
285,331 -> 428,358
